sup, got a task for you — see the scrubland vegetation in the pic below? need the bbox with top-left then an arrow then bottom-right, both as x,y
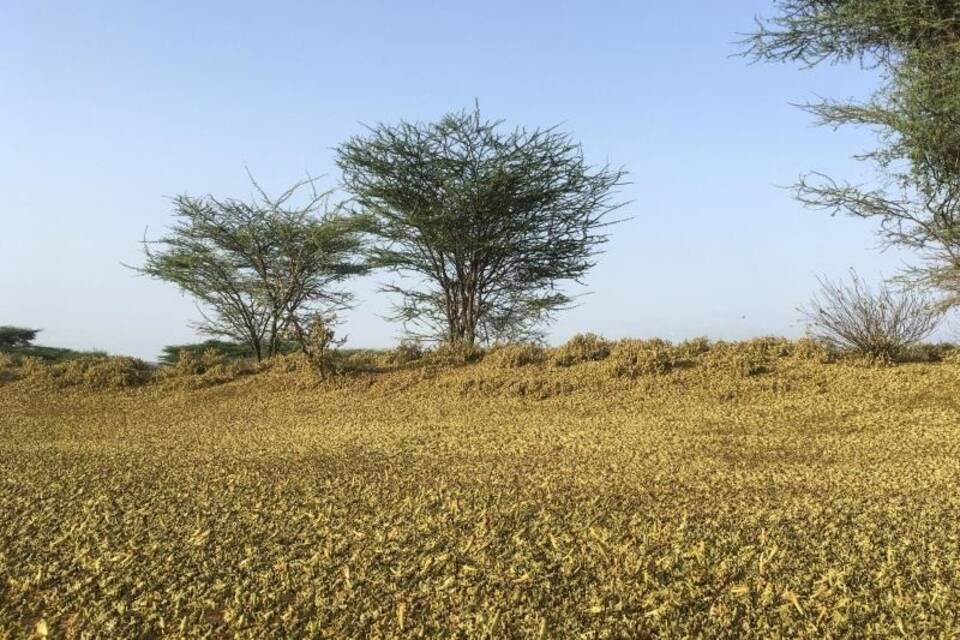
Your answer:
7,1 -> 960,637
3,338 -> 960,637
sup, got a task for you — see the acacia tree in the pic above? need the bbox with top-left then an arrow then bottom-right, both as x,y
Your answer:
744,1 -> 960,307
0,326 -> 40,349
137,176 -> 367,361
337,106 -> 626,347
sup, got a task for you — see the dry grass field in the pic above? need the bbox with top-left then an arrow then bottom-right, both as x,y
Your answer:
2,338 -> 960,638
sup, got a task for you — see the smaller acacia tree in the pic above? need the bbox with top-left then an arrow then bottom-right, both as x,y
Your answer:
802,271 -> 942,361
137,176 -> 367,361
337,105 -> 627,347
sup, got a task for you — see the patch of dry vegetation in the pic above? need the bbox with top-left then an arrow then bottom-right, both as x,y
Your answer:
2,339 -> 960,637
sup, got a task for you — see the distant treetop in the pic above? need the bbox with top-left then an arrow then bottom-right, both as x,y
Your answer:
0,326 -> 41,349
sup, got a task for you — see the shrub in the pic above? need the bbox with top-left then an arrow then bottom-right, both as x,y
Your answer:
0,353 -> 19,384
172,349 -> 204,376
674,337 -> 711,361
19,356 -> 50,381
57,356 -> 153,389
485,343 -> 547,369
552,333 -> 611,367
288,315 -> 347,380
158,340 -> 255,366
159,348 -> 252,388
702,342 -> 770,378
740,336 -> 794,359
899,342 -> 959,363
607,340 -> 675,378
385,340 -> 425,366
197,362 -> 248,387
802,272 -> 943,361
161,348 -> 221,378
333,349 -> 384,372
792,336 -> 835,363
942,347 -> 960,364
425,342 -> 485,366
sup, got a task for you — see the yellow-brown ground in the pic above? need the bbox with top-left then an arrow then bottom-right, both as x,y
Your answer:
2,344 -> 960,638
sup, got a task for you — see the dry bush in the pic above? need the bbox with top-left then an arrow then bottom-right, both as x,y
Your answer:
167,349 -> 204,376
54,356 -> 153,390
898,342 -> 959,363
334,350 -> 383,372
197,362 -> 249,387
701,341 -> 771,378
484,343 -> 547,369
551,333 -> 611,367
673,337 -> 712,361
424,342 -> 485,366
255,352 -> 316,386
289,315 -> 346,380
792,336 -> 836,363
740,336 -> 794,359
0,353 -> 19,384
606,340 -> 675,378
803,273 -> 943,362
18,356 -> 50,381
159,348 -> 252,388
384,340 -> 425,367
942,346 -> 960,364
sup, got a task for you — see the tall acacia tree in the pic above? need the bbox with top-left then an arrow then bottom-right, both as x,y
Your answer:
337,106 -> 627,346
744,1 -> 960,307
137,176 -> 367,361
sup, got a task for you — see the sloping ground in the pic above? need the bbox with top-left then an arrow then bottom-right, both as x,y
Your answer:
1,354 -> 960,638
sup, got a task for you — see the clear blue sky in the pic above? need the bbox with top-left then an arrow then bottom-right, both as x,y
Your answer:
2,1 -> 917,359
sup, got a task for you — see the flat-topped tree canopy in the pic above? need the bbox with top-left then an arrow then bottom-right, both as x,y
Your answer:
0,326 -> 41,349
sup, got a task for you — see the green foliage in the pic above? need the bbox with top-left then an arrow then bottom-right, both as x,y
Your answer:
337,105 -> 626,346
0,344 -> 102,363
137,175 -> 367,360
745,1 -> 960,307
158,340 -> 257,366
743,1 -> 960,67
18,356 -> 154,390
0,327 -> 97,364
0,326 -> 40,348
